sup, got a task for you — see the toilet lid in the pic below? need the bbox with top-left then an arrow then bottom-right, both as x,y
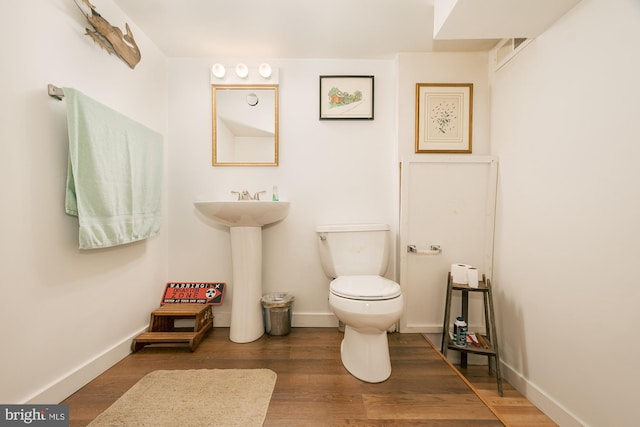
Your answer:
330,275 -> 401,300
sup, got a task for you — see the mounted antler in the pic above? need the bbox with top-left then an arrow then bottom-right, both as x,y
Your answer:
73,0 -> 141,69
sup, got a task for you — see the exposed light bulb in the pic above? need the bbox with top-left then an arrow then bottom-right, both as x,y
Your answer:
258,63 -> 272,78
235,63 -> 249,78
211,63 -> 226,78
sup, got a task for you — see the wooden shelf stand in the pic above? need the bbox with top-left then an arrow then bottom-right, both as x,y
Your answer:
441,273 -> 503,396
132,304 -> 213,352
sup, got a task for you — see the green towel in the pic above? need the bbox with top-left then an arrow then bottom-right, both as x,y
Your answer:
64,88 -> 163,249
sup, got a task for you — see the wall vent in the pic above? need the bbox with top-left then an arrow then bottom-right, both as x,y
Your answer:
492,38 -> 532,71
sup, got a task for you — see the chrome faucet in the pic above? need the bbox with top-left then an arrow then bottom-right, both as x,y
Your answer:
231,190 -> 253,200
230,190 -> 267,200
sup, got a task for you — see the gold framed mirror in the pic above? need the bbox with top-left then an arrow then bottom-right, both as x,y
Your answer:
212,84 -> 279,166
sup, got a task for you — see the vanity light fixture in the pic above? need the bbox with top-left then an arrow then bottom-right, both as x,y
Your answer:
211,63 -> 226,78
210,62 -> 277,84
235,63 -> 249,78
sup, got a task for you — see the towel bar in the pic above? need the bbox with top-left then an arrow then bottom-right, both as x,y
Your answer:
48,84 -> 64,100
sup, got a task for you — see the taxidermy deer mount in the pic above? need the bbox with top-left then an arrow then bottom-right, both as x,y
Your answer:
73,0 -> 141,69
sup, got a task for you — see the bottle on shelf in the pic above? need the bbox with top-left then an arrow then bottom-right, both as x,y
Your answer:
454,317 -> 467,347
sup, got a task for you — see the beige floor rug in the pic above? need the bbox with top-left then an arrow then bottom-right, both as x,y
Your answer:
88,369 -> 277,427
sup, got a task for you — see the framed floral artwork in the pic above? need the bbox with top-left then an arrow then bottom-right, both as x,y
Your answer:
415,83 -> 473,153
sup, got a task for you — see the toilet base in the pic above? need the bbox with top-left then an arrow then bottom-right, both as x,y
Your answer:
340,325 -> 392,383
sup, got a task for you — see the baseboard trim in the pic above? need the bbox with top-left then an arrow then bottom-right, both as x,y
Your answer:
501,361 -> 585,427
292,312 -> 338,327
212,311 -> 338,328
401,324 -> 443,333
26,326 -> 147,404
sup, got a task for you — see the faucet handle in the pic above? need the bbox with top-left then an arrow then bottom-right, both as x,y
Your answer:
231,190 -> 255,200
253,190 -> 267,200
231,190 -> 252,200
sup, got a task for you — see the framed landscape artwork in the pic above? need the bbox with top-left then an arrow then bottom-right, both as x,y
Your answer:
319,75 -> 374,120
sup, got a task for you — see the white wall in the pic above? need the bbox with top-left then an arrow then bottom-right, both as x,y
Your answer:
397,52 -> 492,158
167,59 -> 397,327
0,0 -> 168,403
490,0 -> 640,425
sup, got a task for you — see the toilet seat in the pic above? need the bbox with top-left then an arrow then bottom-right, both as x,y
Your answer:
330,275 -> 401,300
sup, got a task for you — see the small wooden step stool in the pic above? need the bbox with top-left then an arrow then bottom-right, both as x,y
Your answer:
441,272 -> 503,396
132,304 -> 213,352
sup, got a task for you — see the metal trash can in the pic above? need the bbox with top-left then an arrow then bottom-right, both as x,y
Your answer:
261,293 -> 294,336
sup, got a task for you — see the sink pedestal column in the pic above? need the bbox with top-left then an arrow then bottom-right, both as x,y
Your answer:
229,226 -> 264,343
192,200 -> 290,343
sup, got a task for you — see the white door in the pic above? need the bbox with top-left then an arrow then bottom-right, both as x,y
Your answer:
399,157 -> 498,333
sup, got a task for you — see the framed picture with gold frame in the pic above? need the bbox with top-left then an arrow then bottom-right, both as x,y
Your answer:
415,83 -> 473,153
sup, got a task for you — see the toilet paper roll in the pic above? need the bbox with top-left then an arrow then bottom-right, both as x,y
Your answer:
451,264 -> 471,284
467,267 -> 479,288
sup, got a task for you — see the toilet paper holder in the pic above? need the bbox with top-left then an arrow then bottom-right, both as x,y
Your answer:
407,244 -> 441,255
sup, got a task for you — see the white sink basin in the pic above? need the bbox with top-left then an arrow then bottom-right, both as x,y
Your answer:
194,200 -> 290,227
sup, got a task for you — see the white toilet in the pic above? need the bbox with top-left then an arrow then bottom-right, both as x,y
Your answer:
316,223 -> 404,383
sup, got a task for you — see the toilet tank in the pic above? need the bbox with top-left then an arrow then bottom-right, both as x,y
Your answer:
316,223 -> 390,278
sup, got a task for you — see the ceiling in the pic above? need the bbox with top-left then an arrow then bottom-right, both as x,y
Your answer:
110,0 -> 581,59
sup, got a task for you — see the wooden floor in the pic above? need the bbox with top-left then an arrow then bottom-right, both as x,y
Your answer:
62,327 -> 555,426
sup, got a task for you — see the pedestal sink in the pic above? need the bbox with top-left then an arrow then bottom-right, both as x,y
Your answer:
194,200 -> 290,343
